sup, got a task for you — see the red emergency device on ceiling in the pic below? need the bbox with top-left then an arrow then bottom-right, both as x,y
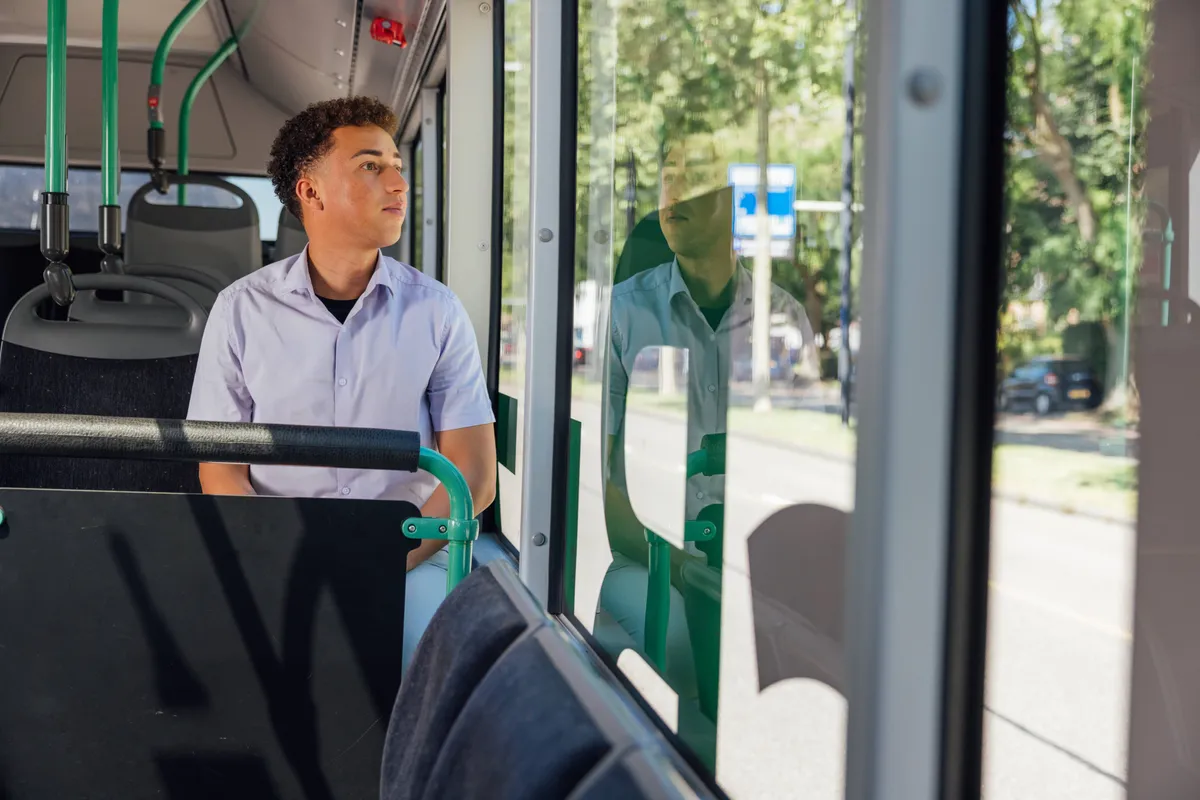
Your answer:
370,17 -> 407,48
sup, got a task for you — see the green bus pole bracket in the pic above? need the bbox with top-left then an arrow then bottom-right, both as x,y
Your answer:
402,447 -> 478,595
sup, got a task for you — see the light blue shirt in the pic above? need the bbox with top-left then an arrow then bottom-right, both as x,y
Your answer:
187,246 -> 494,504
606,258 -> 816,533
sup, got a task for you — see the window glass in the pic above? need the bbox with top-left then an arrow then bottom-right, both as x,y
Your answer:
412,138 -> 424,271
983,0 -> 1152,797
0,166 -> 282,241
441,85 -> 450,282
496,0 -> 532,550
570,0 -> 861,793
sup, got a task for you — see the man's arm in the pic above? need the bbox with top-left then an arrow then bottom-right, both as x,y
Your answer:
187,292 -> 256,493
199,463 -> 256,495
408,423 -> 497,571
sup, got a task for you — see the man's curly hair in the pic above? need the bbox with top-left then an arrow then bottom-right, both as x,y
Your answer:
267,96 -> 399,219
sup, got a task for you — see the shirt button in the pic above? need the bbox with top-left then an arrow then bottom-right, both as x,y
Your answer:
341,487 -> 351,496
338,378 -> 348,387
696,491 -> 705,500
707,384 -> 717,393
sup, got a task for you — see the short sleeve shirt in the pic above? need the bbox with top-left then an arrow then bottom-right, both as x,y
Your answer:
186,245 -> 495,505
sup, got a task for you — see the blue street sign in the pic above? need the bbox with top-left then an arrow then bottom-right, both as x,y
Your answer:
728,163 -> 797,240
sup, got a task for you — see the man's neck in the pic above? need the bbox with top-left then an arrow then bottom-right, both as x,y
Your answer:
306,242 -> 377,300
677,248 -> 737,307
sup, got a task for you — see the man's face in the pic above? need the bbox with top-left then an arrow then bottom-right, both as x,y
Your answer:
306,124 -> 408,248
658,140 -> 731,264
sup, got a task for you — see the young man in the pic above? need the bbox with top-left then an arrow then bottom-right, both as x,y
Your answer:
186,97 -> 496,663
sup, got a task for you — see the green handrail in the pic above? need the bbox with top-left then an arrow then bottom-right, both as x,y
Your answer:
149,0 -> 208,129
176,35 -> 238,204
101,0 -> 120,206
147,0 -> 208,186
177,6 -> 259,204
402,448 -> 479,593
45,0 -> 67,194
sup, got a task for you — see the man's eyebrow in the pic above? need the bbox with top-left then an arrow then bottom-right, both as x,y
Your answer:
350,148 -> 403,159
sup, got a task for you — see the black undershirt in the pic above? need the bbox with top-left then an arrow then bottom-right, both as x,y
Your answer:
319,296 -> 357,324
699,304 -> 728,332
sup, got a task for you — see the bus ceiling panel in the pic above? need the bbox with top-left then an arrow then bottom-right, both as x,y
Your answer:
0,0 -> 222,54
351,0 -> 431,111
218,0 -> 359,114
0,47 -> 285,175
390,0 -> 446,130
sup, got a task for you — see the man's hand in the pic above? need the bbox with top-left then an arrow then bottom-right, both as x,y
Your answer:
408,423 -> 497,572
198,462 -> 256,495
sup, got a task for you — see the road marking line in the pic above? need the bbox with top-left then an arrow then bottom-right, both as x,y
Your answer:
989,580 -> 1132,641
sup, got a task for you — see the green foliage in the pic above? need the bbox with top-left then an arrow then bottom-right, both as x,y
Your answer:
1004,0 -> 1153,332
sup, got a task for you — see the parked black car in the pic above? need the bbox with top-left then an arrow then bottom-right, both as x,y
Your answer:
998,356 -> 1102,415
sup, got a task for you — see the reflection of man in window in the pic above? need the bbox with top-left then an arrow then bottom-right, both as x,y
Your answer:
599,131 -> 818,704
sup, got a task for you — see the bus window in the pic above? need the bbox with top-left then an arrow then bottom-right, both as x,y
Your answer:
0,166 -> 281,242
496,0 -> 533,552
569,0 -> 858,792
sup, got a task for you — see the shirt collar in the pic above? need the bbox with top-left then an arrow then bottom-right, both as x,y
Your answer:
281,244 -> 397,299
668,256 -> 754,310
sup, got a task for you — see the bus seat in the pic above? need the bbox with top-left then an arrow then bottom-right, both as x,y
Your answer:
382,560 -> 545,797
0,488 -> 418,799
123,174 -> 262,303
272,207 -> 308,261
0,274 -> 206,493
383,560 -> 715,800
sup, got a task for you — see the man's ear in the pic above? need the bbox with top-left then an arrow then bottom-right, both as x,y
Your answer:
296,174 -> 324,217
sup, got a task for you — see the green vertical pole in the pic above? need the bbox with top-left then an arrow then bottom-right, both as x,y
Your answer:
101,0 -> 120,206
177,34 -> 241,204
644,532 -> 671,670
45,0 -> 68,194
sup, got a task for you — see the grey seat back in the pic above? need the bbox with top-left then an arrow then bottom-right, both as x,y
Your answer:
125,174 -> 261,299
0,274 -> 206,492
272,208 -> 308,261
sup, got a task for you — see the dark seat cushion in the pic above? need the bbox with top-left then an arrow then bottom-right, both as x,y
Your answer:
380,562 -> 540,800
0,343 -> 199,492
421,629 -> 612,800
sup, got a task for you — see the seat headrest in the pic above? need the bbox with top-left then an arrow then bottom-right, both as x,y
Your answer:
126,175 -> 262,283
273,208 -> 308,260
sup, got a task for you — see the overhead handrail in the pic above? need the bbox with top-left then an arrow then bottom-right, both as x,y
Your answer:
147,0 -> 209,192
0,414 -> 479,592
40,0 -> 72,306
99,0 -> 123,274
177,4 -> 260,205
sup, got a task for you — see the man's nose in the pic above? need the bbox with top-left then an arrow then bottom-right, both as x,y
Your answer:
387,169 -> 408,194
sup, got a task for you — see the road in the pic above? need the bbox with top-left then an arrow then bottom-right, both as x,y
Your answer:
507,395 -> 1136,799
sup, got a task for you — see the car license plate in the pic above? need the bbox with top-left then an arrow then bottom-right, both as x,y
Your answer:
1069,388 -> 1090,400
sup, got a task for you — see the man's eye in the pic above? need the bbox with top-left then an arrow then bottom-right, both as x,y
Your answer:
362,162 -> 379,171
